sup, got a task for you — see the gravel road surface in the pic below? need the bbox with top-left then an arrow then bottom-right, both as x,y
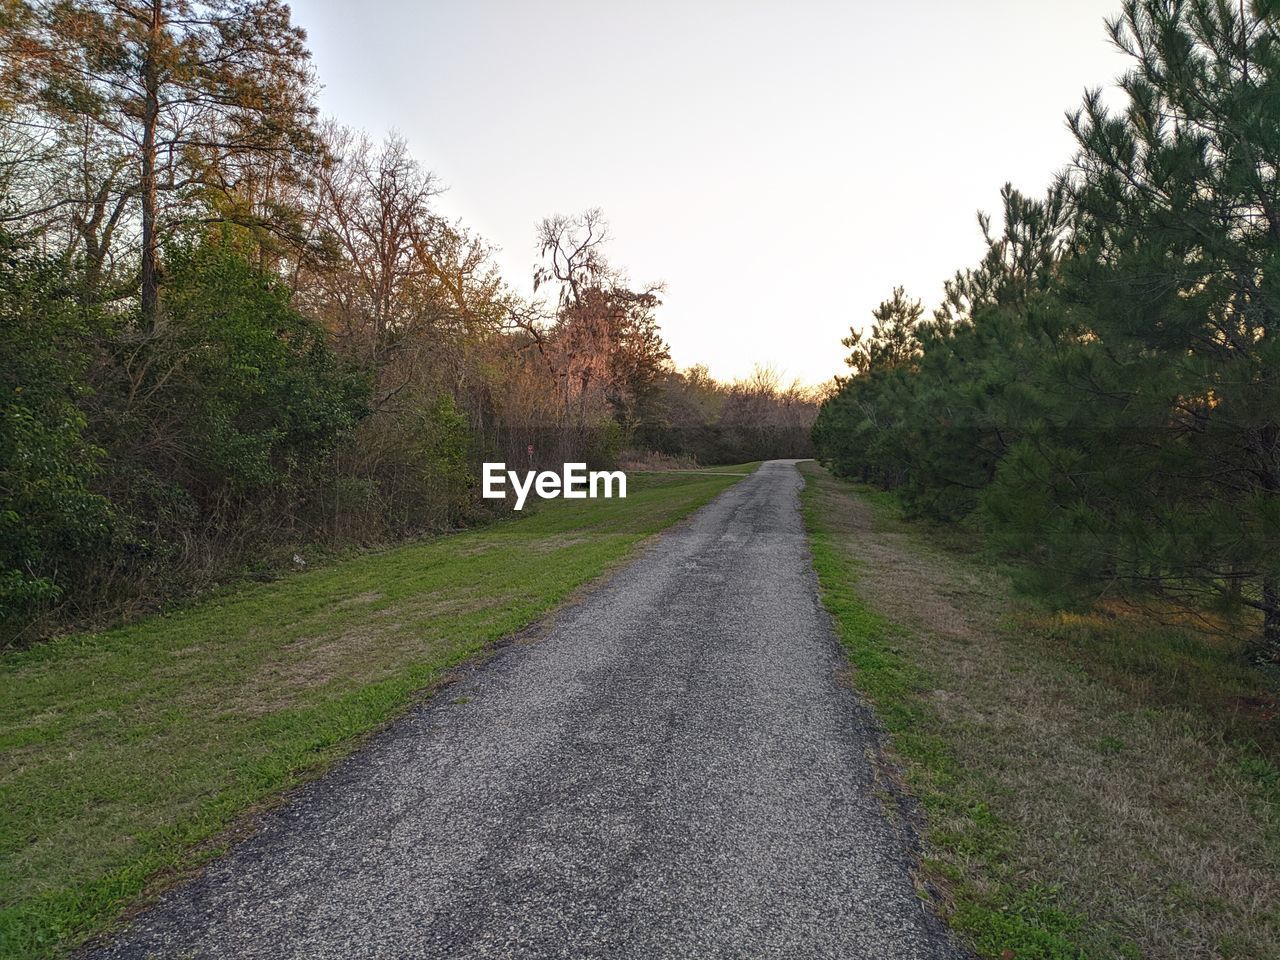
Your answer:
92,460 -> 964,960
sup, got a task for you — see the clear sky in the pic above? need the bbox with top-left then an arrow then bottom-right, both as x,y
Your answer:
288,0 -> 1130,386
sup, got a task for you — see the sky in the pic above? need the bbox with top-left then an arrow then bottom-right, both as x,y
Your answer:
288,0 -> 1131,386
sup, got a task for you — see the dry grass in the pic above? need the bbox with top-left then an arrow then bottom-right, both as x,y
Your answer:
616,450 -> 700,471
801,463 -> 1280,960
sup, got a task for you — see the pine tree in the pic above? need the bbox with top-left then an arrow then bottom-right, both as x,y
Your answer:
814,185 -> 1070,519
8,0 -> 321,322
995,0 -> 1280,656
840,286 -> 923,376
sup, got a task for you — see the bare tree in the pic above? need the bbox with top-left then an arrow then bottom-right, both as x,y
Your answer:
521,210 -> 669,428
297,125 -> 510,411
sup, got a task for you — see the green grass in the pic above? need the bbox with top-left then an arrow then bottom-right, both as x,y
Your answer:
0,464 -> 756,959
800,472 -> 1098,959
800,461 -> 1279,960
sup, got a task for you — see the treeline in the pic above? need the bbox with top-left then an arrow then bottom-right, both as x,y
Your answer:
814,0 -> 1280,658
0,1 -> 815,641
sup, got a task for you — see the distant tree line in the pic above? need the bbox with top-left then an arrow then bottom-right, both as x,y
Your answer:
0,0 -> 815,641
814,0 -> 1280,659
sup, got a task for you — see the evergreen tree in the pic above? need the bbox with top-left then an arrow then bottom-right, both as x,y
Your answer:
841,286 -> 923,376
988,0 -> 1280,656
814,185 -> 1070,520
814,287 -> 923,487
7,0 -> 321,319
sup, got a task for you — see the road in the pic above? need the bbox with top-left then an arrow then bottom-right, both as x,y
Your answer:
93,460 -> 963,960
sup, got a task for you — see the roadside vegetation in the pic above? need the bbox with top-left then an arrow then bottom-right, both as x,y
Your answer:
808,6 -> 1280,952
0,1 -> 816,646
812,0 -> 1280,662
0,465 -> 754,959
802,461 -> 1279,960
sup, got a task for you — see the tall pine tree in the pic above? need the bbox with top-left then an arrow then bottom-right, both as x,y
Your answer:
6,0 -> 321,320
988,0 -> 1280,655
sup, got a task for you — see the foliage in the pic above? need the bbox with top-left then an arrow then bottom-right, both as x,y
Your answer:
4,0 -> 322,316
0,235 -> 371,639
0,0 -> 806,641
145,240 -> 369,497
814,0 -> 1280,656
841,286 -> 923,376
0,232 -> 110,629
647,364 -> 819,464
802,463 -> 1279,959
347,392 -> 480,536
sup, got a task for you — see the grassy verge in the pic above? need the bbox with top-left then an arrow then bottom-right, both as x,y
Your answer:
0,465 -> 756,958
800,461 -> 1279,960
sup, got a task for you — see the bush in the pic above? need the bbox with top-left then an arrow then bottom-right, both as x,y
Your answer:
0,233 -> 111,635
68,240 -> 373,621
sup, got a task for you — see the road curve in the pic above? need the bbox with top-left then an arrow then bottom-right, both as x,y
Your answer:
93,460 -> 964,960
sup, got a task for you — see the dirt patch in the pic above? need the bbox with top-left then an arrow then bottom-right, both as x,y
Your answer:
809,479 -> 996,643
525,534 -> 592,554
336,590 -> 383,608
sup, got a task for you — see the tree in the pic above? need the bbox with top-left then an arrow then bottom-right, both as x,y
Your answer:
7,0 -> 321,319
303,128 -> 441,365
521,210 -> 671,441
815,289 -> 924,489
814,179 -> 1073,515
0,229 -> 110,633
813,2 -> 1280,659
986,0 -> 1280,656
841,286 -> 923,376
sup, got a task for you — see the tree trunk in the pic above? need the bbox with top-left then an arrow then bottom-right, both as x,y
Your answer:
1263,577 -> 1280,663
139,0 -> 162,328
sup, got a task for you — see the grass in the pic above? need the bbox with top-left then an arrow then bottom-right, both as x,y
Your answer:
0,464 -> 756,959
799,461 -> 1279,960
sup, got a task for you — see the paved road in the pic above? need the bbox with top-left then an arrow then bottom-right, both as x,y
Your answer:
94,461 -> 963,960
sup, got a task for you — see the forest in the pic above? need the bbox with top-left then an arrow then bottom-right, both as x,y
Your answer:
814,0 -> 1280,661
0,1 -> 818,643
